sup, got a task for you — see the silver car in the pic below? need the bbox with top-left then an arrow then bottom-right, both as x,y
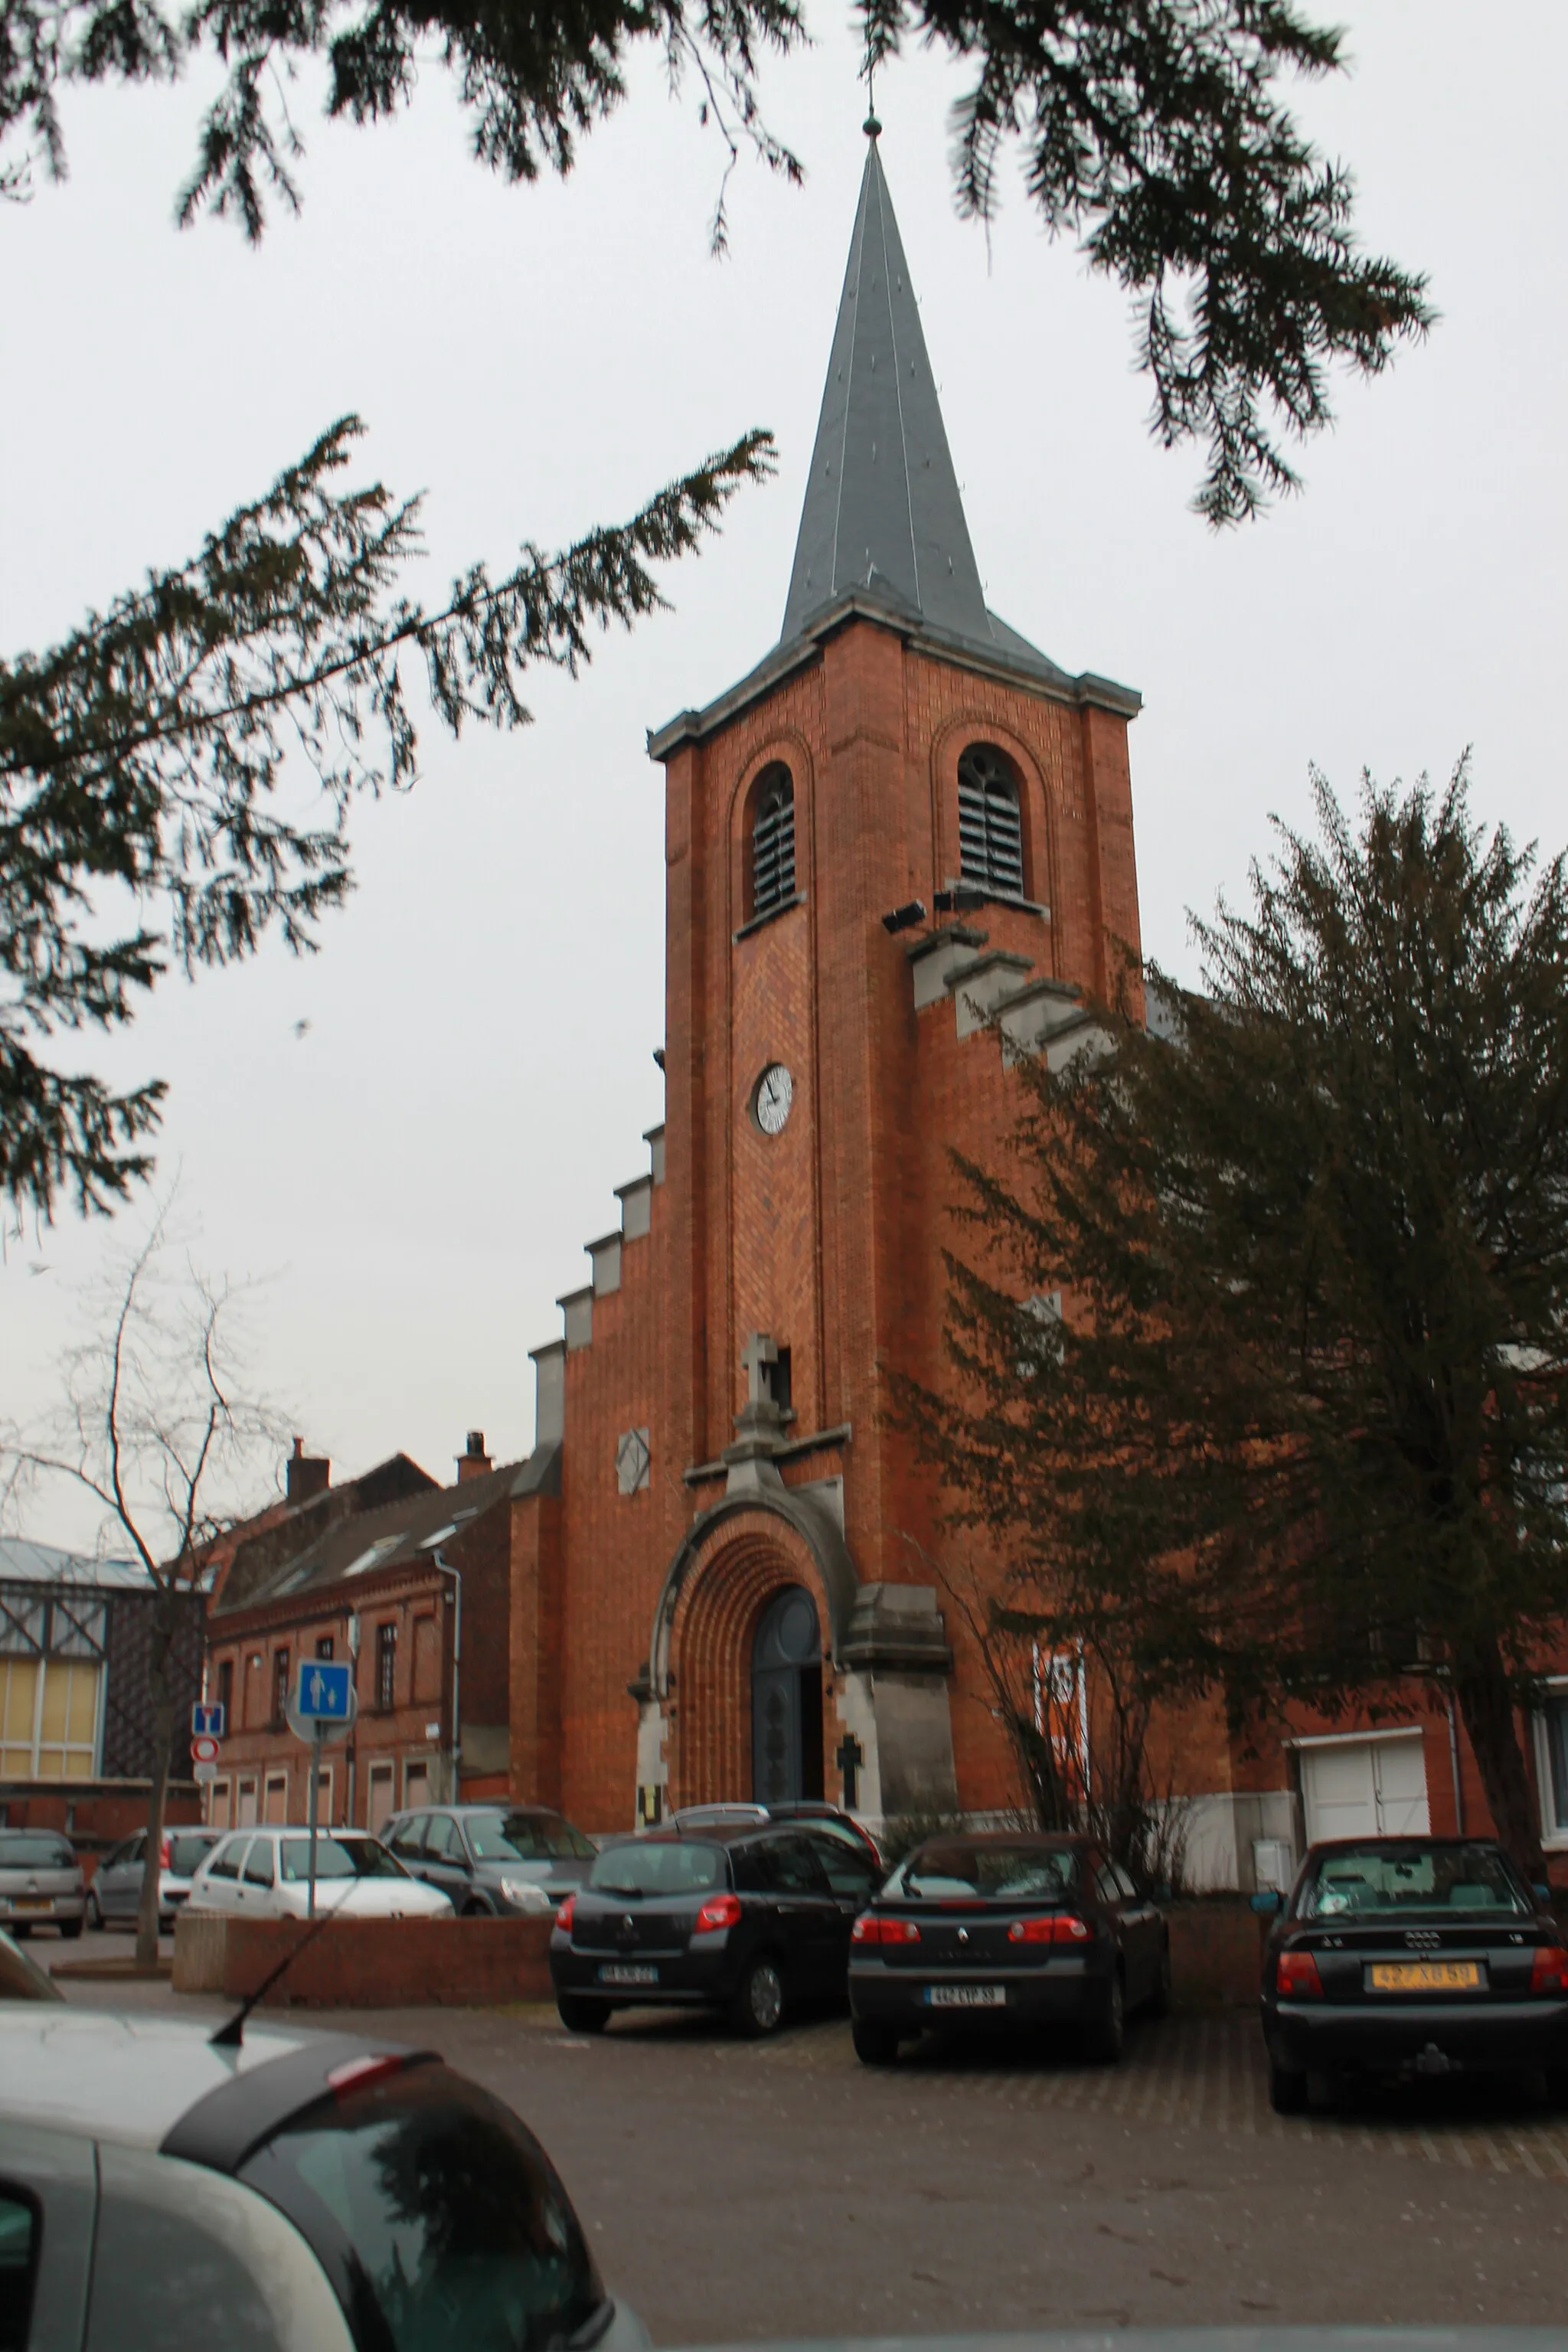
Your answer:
86,1828 -> 224,1932
0,2007 -> 650,2350
382,1802 -> 598,1916
0,1828 -> 85,1940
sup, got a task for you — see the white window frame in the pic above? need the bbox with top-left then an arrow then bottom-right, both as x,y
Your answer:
1531,1676 -> 1568,1853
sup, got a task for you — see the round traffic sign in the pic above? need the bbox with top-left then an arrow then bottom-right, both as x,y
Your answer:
191,1733 -> 220,1765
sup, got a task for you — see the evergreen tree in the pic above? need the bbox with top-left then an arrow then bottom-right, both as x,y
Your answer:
2,419 -> 771,1223
911,768 -> 1568,1874
4,0 -> 1430,521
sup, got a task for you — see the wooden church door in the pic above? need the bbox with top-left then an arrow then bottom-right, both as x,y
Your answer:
751,1586 -> 824,1804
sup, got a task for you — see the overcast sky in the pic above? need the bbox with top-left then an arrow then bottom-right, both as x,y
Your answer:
5,2 -> 1565,1548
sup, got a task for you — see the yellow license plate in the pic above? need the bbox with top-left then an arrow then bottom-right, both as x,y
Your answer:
1369,1960 -> 1483,1992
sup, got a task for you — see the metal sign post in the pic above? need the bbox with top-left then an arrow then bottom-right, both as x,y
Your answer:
305,1721 -> 325,1919
286,1661 -> 358,1922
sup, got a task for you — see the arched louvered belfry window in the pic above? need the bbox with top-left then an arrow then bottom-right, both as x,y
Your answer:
749,763 -> 796,921
957,743 -> 1025,899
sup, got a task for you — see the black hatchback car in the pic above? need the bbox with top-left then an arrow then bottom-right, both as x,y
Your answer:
847,1832 -> 1169,2066
550,1822 -> 881,2037
1256,1834 -> 1568,2112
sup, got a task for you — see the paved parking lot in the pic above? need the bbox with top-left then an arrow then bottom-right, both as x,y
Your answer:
50,1939 -> 1568,2338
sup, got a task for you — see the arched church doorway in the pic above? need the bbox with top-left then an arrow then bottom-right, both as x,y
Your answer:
751,1585 -> 824,1804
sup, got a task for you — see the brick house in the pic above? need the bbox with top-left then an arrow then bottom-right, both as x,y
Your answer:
203,1434 -> 525,1834
496,125 -> 1568,1890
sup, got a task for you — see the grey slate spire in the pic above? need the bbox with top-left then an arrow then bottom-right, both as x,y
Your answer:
781,127 -> 992,650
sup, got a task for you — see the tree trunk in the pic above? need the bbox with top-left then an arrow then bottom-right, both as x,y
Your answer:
136,1602 -> 178,1969
1454,1648 -> 1544,1883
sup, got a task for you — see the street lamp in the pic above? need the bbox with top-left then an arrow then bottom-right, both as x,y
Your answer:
431,1550 -> 462,1805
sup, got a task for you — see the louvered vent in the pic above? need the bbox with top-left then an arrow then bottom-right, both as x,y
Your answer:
750,765 -> 796,920
957,744 -> 1024,898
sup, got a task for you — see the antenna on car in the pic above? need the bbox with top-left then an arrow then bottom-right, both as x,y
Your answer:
208,1873 -> 357,2050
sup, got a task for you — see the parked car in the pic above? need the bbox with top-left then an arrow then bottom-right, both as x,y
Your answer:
0,2005 -> 650,2350
551,1820 -> 882,2037
0,1929 -> 64,2002
382,1802 -> 597,1915
1255,1834 -> 1568,2114
847,1831 -> 1170,2066
0,1828 -> 86,1940
87,1826 -> 225,1932
187,1826 -> 455,1921
673,1799 -> 882,1868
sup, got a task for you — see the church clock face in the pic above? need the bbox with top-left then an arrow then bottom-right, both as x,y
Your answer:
753,1063 -> 794,1136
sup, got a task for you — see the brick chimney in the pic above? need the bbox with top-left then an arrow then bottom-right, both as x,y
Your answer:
286,1436 -> 331,1505
456,1430 -> 492,1484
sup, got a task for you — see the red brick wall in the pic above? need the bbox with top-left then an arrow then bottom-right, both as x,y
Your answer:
532,612 -> 1143,1831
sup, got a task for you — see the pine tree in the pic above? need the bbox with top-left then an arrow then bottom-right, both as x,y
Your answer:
910,768 -> 1568,1875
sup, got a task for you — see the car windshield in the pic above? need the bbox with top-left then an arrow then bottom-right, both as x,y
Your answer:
0,1835 -> 73,1870
588,1840 -> 724,1895
279,1835 -> 408,1883
466,1811 -> 596,1863
892,1840 -> 1080,1901
1299,1842 -> 1530,1919
165,1833 -> 218,1875
240,2060 -> 605,2352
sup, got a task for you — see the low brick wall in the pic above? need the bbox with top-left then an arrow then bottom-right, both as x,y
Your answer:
1167,1897 -> 1267,2009
173,1912 -> 554,2008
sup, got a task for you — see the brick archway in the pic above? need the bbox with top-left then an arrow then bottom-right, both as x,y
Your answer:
665,1509 -> 832,1808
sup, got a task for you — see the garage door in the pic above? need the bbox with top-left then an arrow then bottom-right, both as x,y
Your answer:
1301,1734 -> 1430,1844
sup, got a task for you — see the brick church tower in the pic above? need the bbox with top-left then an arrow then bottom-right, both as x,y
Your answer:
509,124 -> 1144,1834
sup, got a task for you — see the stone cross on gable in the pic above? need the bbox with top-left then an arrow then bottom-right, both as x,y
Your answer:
740,1331 -> 779,1406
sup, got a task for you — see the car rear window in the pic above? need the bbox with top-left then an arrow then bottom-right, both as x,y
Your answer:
0,1836 -> 73,1870
165,1834 -> 218,1876
1300,1842 -> 1530,1919
468,1811 -> 597,1864
588,1840 -> 724,1895
279,1836 -> 406,1883
893,1840 -> 1080,1901
239,2060 -> 606,2352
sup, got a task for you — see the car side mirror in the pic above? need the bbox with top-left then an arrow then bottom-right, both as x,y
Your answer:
1250,1890 -> 1282,1916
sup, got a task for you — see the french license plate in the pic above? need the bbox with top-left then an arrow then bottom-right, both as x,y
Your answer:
1368,1961 -> 1484,1993
598,1963 -> 658,1987
11,1897 -> 51,1913
926,1984 -> 1006,2008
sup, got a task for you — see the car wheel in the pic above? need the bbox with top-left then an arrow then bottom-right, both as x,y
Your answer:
851,2020 -> 899,2066
731,1955 -> 786,2038
556,1995 -> 610,2035
1086,1969 -> 1125,2064
1544,2066 -> 1568,2111
1269,2057 -> 1309,2115
1148,1939 -> 1172,2019
85,1892 -> 103,1932
59,1915 -> 84,1942
462,1900 -> 493,1918
9,1926 -> 29,1940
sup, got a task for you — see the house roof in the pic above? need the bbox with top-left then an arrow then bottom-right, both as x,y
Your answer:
0,1537 -> 151,1591
211,1456 -> 522,1619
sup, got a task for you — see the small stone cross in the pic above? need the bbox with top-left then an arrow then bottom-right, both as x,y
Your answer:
740,1331 -> 779,1406
836,1731 -> 864,1811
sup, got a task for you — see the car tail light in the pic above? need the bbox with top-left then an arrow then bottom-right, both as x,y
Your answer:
554,1894 -> 576,1935
1276,1949 -> 1323,1998
158,1838 -> 171,1869
1007,1913 -> 1092,1945
1530,1945 -> 1568,1995
327,2053 -> 408,2098
692,1892 -> 743,1936
851,1913 -> 922,1945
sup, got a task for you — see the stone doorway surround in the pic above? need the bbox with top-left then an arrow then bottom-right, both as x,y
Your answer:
631,1334 -> 959,1833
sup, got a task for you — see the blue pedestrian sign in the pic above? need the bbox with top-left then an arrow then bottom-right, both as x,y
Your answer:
191,1700 -> 226,1739
294,1660 -> 353,1721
